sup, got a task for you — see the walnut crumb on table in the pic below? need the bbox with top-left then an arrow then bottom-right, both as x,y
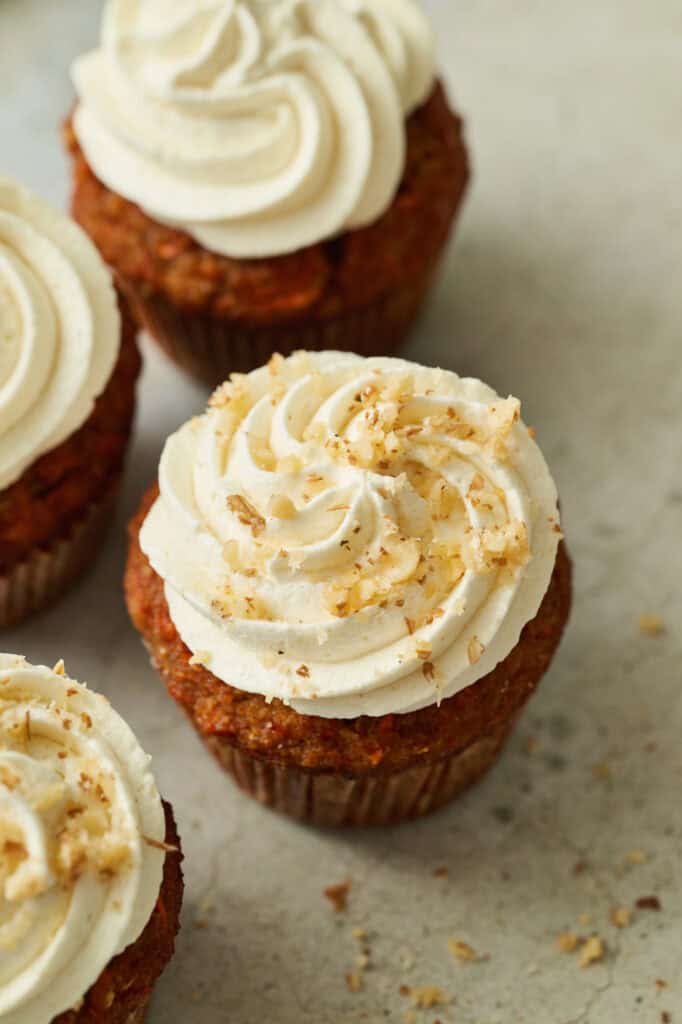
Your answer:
448,938 -> 486,963
556,931 -> 580,954
609,906 -> 632,928
625,849 -> 649,865
637,613 -> 665,636
402,986 -> 451,1009
555,932 -> 606,967
578,936 -> 606,968
345,970 -> 363,992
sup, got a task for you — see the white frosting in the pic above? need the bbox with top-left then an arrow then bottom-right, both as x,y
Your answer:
72,0 -> 435,259
0,655 -> 166,1024
0,177 -> 120,491
140,351 -> 562,719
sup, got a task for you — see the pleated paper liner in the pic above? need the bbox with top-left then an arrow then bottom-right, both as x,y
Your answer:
0,480 -> 120,629
202,718 -> 515,828
125,261 -> 440,388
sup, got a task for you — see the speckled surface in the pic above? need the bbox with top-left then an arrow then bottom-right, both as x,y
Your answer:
2,1 -> 681,1021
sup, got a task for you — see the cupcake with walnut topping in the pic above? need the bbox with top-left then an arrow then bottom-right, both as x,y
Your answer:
66,0 -> 469,386
0,176 -> 140,627
0,654 -> 183,1023
126,351 -> 571,827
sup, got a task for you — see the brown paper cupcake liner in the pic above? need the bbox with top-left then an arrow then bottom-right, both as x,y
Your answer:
202,718 -> 515,828
124,261 -> 440,388
0,480 -> 120,629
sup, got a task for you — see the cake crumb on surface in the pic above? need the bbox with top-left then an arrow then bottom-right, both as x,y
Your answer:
324,879 -> 351,912
635,895 -> 662,911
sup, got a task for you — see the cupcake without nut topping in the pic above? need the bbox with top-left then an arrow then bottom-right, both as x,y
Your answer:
66,0 -> 469,385
0,655 -> 183,1024
0,176 -> 141,627
126,350 -> 572,827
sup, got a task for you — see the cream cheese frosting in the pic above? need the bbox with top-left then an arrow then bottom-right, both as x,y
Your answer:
72,0 -> 436,259
140,351 -> 563,719
0,177 -> 120,491
0,655 -> 165,1024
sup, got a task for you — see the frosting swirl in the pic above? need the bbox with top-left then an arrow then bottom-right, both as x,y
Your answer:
0,177 -> 120,491
140,351 -> 562,719
72,0 -> 435,258
0,656 -> 165,1024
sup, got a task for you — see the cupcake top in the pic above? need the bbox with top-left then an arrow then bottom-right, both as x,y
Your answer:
0,177 -> 120,491
140,351 -> 563,719
0,656 -> 166,1024
72,0 -> 435,259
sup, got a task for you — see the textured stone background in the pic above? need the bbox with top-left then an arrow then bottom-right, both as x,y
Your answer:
2,1 -> 681,1021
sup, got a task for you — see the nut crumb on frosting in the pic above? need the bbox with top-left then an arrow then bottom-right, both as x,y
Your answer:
467,636 -> 485,666
226,494 -> 265,536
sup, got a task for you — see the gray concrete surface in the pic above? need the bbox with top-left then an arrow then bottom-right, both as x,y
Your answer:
1,1 -> 681,1021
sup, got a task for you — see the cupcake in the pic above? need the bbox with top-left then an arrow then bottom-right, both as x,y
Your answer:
0,176 -> 141,627
126,351 -> 572,827
66,0 -> 469,386
0,654 -> 183,1023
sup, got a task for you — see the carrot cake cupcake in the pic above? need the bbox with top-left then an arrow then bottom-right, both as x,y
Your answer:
66,0 -> 469,385
0,654 -> 183,1023
126,351 -> 572,827
0,176 -> 140,627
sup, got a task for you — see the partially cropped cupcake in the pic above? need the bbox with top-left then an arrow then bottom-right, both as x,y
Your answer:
0,654 -> 183,1023
66,0 -> 469,386
126,351 -> 571,827
0,176 -> 140,627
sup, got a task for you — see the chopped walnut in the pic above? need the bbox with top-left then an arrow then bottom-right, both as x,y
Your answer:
226,495 -> 265,536
467,636 -> 485,666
